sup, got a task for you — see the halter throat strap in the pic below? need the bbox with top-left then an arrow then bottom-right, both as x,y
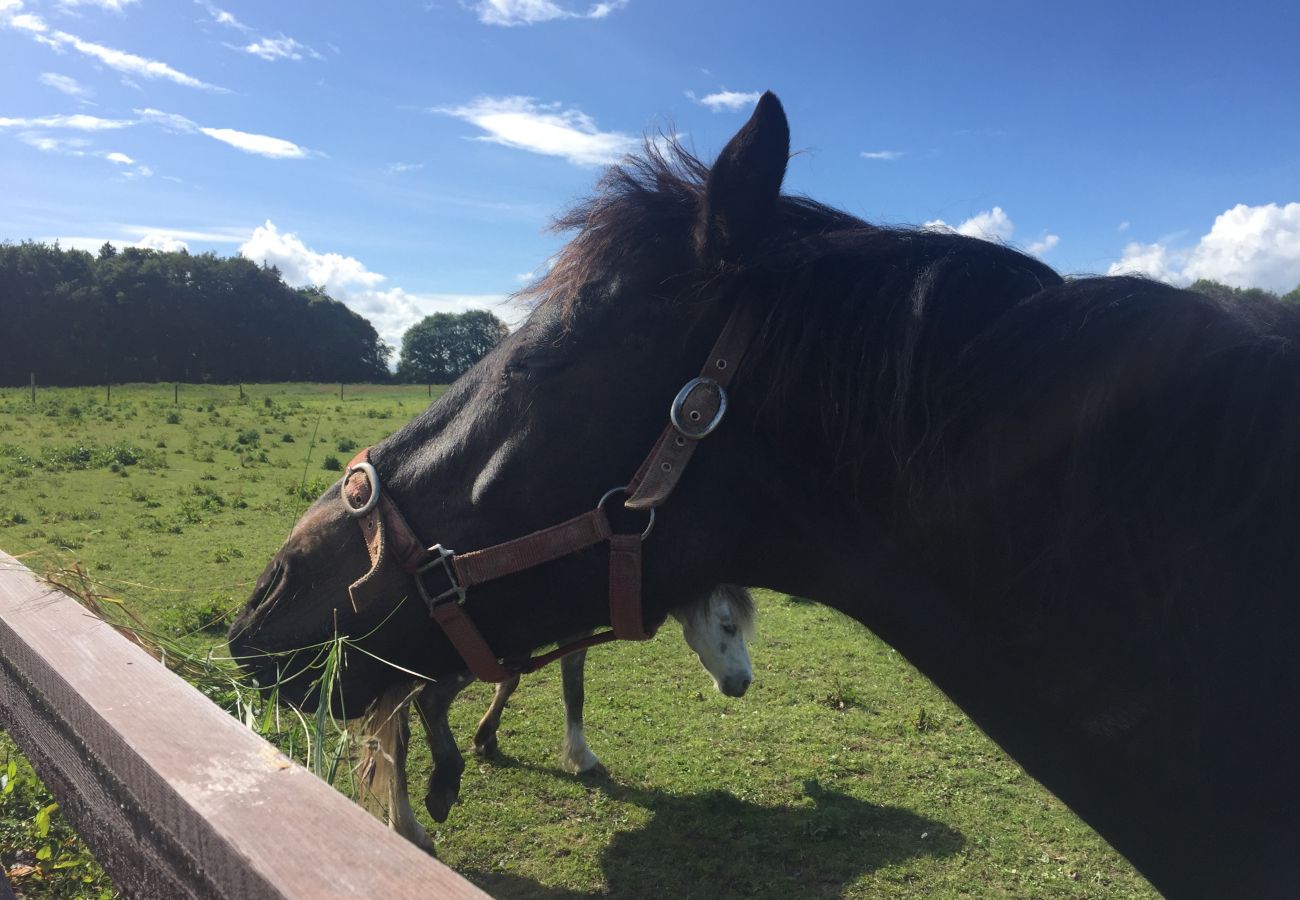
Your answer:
340,298 -> 761,682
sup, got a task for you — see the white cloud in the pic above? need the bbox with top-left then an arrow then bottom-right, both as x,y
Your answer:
134,232 -> 186,251
861,150 -> 903,161
18,132 -> 89,154
471,0 -> 628,26
1117,220 -> 1130,232
39,72 -> 91,97
104,151 -> 133,163
240,221 -> 385,294
200,126 -> 309,158
195,0 -> 252,32
239,220 -> 519,348
1108,203 -> 1300,293
136,108 -> 313,159
51,30 -> 225,90
242,35 -> 320,61
926,206 -> 1015,242
385,162 -> 424,174
45,224 -> 248,254
688,90 -> 761,112
0,113 -> 131,130
435,95 -> 637,167
57,0 -> 140,10
1026,234 -> 1060,256
1,6 -> 225,91
924,206 -> 1059,258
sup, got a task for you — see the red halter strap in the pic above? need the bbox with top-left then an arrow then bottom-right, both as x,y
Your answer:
340,300 -> 762,682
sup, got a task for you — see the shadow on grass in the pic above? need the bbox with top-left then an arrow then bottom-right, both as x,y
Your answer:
463,774 -> 963,900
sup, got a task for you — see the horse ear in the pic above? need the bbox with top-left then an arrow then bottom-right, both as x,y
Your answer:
695,91 -> 790,264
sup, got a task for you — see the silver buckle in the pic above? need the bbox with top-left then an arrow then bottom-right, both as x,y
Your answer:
670,377 -> 727,439
416,544 -> 466,609
341,461 -> 380,517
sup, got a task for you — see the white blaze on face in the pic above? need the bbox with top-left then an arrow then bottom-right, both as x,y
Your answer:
676,585 -> 753,697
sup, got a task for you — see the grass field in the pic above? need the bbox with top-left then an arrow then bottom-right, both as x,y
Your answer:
0,383 -> 1158,898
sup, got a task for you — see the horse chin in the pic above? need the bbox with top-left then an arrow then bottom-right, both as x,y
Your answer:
714,671 -> 753,698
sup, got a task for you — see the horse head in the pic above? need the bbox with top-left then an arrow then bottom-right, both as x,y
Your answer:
229,94 -> 807,713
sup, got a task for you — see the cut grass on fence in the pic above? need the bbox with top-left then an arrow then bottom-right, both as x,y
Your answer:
0,383 -> 1158,898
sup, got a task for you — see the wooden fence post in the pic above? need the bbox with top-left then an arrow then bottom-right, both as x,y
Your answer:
30,372 -> 35,404
0,552 -> 489,900
175,383 -> 179,405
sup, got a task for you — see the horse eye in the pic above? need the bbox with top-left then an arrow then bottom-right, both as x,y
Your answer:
722,624 -> 738,636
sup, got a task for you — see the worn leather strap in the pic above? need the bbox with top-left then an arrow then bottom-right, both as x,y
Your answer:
626,301 -> 761,509
452,509 -> 613,587
608,533 -> 654,640
429,600 -> 514,682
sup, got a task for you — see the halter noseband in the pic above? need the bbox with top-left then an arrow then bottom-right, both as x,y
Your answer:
339,301 -> 760,682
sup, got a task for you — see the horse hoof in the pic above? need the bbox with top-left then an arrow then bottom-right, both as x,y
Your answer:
472,736 -> 499,758
424,787 -> 458,824
581,761 -> 609,778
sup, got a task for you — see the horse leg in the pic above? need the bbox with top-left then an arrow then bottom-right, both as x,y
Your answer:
413,673 -> 473,824
386,697 -> 434,852
360,682 -> 433,853
471,673 -> 519,757
559,648 -> 606,775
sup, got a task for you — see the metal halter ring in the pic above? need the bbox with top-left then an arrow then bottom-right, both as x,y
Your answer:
598,485 -> 656,540
341,461 -> 380,517
670,377 -> 727,439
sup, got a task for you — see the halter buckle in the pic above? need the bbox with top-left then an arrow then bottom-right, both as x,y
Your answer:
341,461 -> 380,517
416,544 -> 466,611
670,377 -> 727,439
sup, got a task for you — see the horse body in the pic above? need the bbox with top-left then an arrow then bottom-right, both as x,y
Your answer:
231,93 -> 1300,896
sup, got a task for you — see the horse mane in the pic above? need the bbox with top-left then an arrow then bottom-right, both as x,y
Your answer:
525,136 -> 1065,494
674,583 -> 758,639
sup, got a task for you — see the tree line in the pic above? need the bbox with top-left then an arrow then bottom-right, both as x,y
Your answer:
3,238 -> 1295,388
0,241 -> 392,386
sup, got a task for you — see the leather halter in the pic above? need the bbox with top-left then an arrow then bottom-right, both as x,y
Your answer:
340,301 -> 760,683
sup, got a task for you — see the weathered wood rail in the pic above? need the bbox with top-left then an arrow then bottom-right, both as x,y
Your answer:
0,551 -> 489,899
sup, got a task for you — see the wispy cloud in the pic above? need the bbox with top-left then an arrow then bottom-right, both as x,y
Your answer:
56,0 -> 140,10
195,0 -> 252,32
136,107 -> 314,159
435,95 -> 637,166
0,113 -> 131,130
861,150 -> 904,161
196,1 -> 320,61
686,90 -> 760,113
385,162 -> 424,174
1117,220 -> 1130,232
1,4 -> 225,91
242,35 -> 320,61
470,0 -> 628,26
39,72 -> 92,98
104,151 -> 133,163
18,133 -> 89,154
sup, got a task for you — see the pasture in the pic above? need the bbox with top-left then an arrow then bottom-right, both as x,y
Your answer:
0,384 -> 1155,898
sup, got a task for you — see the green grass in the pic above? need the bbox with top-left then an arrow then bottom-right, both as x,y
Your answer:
0,383 -> 1158,898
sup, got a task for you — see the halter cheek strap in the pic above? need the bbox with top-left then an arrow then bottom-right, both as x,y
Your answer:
340,299 -> 761,683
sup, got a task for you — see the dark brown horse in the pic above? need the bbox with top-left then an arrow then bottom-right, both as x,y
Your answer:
230,93 -> 1300,897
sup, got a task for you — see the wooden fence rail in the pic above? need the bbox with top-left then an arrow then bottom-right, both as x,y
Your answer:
0,551 -> 488,899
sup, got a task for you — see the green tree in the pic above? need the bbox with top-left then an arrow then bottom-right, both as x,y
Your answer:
1282,284 -> 1300,305
396,310 -> 510,383
1187,279 -> 1280,304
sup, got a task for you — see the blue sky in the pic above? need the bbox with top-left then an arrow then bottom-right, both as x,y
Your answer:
2,0 -> 1298,349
